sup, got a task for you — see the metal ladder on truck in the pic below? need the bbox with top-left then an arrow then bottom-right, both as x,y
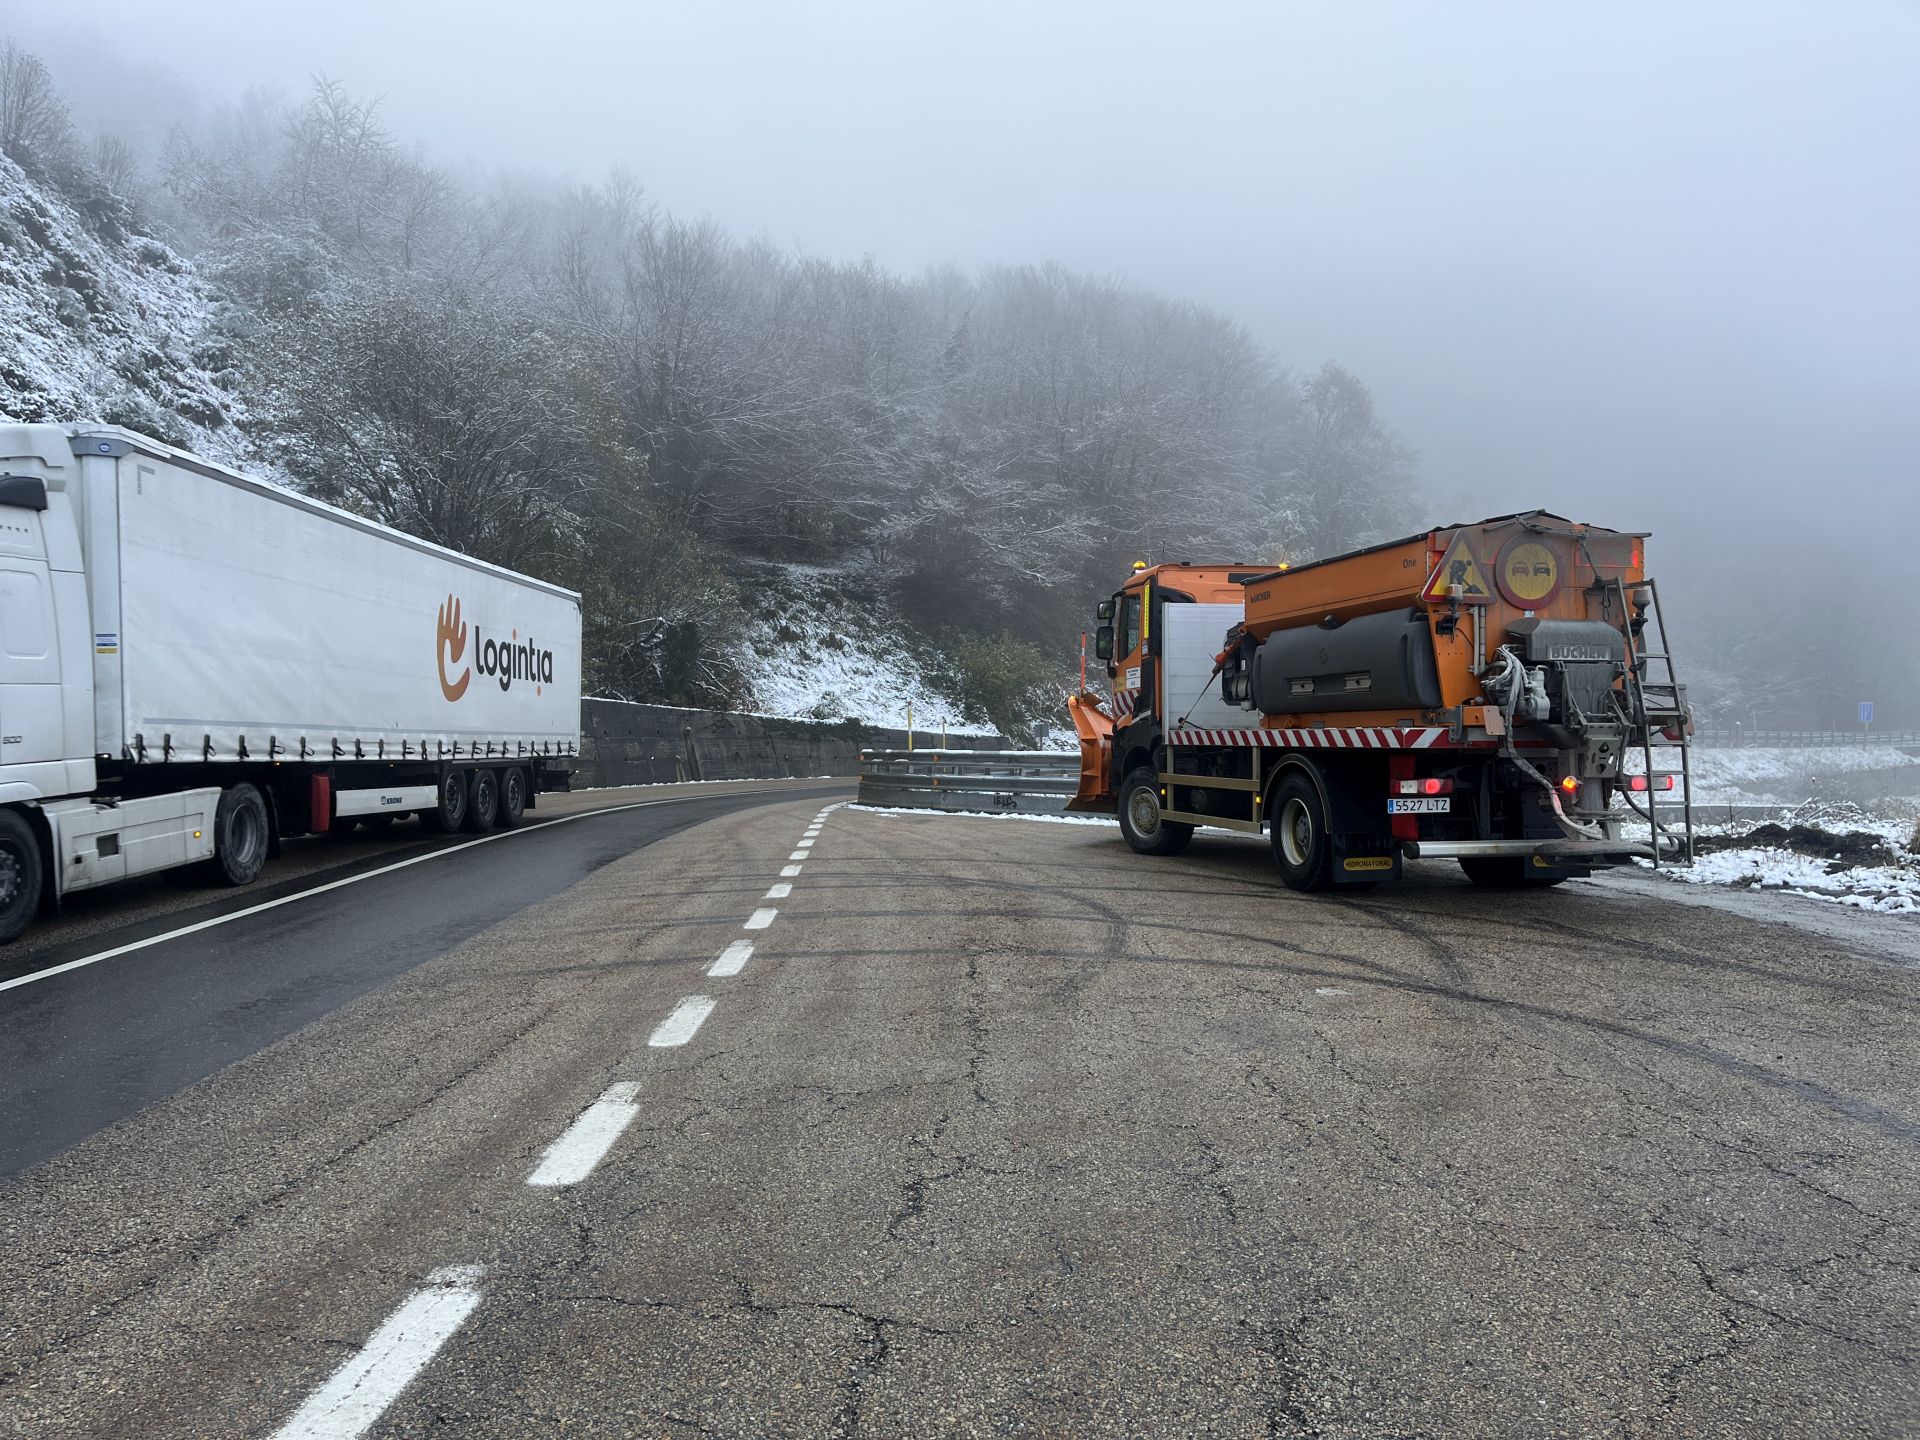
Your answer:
1613,576 -> 1695,866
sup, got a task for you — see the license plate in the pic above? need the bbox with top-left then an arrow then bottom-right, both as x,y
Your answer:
1388,797 -> 1451,814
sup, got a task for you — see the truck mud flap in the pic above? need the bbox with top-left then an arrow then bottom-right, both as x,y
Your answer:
1331,835 -> 1400,884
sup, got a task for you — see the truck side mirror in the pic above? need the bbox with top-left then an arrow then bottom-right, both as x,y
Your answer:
1096,600 -> 1114,621
1094,625 -> 1114,660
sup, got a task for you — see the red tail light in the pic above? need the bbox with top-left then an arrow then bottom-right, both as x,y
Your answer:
1624,774 -> 1675,793
1395,778 -> 1455,796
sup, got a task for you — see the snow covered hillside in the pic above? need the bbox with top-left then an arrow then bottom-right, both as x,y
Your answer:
0,156 -> 987,732
0,153 -> 244,459
739,564 -> 995,734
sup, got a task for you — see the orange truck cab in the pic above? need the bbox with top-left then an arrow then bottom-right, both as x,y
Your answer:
1068,514 -> 1694,892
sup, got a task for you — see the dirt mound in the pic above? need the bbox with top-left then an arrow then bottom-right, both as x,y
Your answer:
1698,823 -> 1903,873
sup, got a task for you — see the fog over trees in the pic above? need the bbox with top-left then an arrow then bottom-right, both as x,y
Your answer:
0,44 -> 1415,720
2,7 -> 1914,733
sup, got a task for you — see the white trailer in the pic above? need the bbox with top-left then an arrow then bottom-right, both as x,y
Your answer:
0,423 -> 582,942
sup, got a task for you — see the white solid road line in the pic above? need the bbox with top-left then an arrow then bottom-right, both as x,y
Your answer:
707,940 -> 754,978
780,864 -> 802,878
271,1265 -> 485,1440
765,882 -> 792,899
0,793 -> 752,996
526,1083 -> 644,1187
744,908 -> 778,931
649,995 -> 716,1047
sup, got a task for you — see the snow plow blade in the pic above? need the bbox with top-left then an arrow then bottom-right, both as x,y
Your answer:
1065,692 -> 1116,814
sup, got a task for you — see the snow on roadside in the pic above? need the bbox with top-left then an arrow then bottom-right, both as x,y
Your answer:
738,562 -> 994,734
1664,847 -> 1920,915
846,803 -> 1117,826
1642,799 -> 1920,916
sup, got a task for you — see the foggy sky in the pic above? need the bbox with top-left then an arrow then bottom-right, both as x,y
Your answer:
12,0 -> 1919,558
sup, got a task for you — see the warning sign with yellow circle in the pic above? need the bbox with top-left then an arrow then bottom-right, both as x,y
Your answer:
1495,536 -> 1562,608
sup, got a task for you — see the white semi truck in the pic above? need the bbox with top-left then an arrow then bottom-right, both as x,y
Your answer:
0,424 -> 582,944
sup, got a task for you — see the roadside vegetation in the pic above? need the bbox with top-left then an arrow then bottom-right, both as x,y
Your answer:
0,40 -> 1412,723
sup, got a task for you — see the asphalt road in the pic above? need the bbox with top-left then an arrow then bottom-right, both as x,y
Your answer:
2,798 -> 1916,1438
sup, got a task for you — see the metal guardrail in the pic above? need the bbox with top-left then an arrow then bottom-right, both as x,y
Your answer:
857,749 -> 1081,815
1694,731 -> 1920,749
859,750 -> 1796,833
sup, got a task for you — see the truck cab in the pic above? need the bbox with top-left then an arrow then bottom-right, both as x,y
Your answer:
0,469 -> 94,803
1071,562 -> 1268,811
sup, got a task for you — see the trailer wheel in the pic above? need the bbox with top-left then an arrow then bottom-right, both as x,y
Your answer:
1269,773 -> 1333,892
209,783 -> 270,887
465,767 -> 499,833
1459,857 -> 1567,889
496,767 -> 527,829
422,767 -> 469,833
1117,766 -> 1193,855
0,809 -> 45,944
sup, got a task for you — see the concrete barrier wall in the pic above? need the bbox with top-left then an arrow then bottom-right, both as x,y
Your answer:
575,699 -> 1007,788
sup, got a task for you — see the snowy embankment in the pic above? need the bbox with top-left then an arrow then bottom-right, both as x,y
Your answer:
738,562 -> 994,735
1625,747 -> 1920,914
0,152 -> 244,455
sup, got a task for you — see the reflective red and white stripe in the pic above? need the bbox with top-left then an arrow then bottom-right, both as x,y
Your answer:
1167,726 -> 1448,750
1110,689 -> 1139,718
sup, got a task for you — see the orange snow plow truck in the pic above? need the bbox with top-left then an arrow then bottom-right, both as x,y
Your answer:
1067,512 -> 1694,890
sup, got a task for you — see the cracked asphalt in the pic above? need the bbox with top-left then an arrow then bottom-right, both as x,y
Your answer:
2,798 -> 1917,1438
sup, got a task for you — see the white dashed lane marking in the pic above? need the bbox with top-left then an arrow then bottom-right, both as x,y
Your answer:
271,1266 -> 486,1440
780,864 -> 802,877
765,882 -> 792,899
745,907 -> 778,931
649,996 -> 717,1048
788,851 -> 809,861
526,1084 -> 643,1188
708,940 -> 754,978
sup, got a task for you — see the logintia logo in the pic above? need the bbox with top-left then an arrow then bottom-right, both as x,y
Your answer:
437,594 -> 555,700
437,595 -> 470,701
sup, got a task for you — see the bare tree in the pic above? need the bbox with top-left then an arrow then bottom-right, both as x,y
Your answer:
92,134 -> 139,195
0,41 -> 75,175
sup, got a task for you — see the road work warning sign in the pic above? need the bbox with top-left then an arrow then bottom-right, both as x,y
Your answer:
1421,534 -> 1492,603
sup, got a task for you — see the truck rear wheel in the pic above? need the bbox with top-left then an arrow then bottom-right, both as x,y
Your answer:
1117,766 -> 1192,855
1460,857 -> 1567,889
1269,773 -> 1333,892
0,809 -> 45,944
422,767 -> 469,833
210,783 -> 270,887
496,766 -> 527,829
465,767 -> 499,833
